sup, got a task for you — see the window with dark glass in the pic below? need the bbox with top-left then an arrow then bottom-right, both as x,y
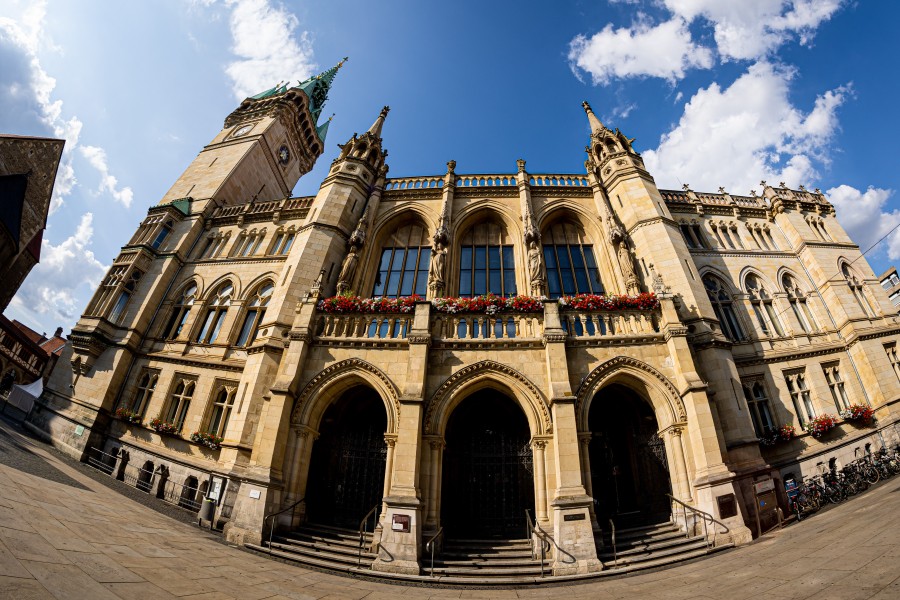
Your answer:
165,378 -> 195,430
372,221 -> 431,297
236,283 -> 274,346
457,219 -> 516,296
196,283 -> 233,344
541,218 -> 603,298
703,275 -> 744,341
742,381 -> 775,437
163,283 -> 197,339
207,384 -> 236,437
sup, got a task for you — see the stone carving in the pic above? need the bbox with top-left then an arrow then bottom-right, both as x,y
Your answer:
428,242 -> 446,292
649,263 -> 668,295
616,240 -> 640,295
307,269 -> 326,300
291,358 -> 400,427
348,205 -> 369,248
574,356 -> 687,428
335,247 -> 359,295
425,360 -> 552,436
528,241 -> 545,294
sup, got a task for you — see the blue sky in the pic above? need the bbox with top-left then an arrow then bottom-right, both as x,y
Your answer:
1,0 -> 898,335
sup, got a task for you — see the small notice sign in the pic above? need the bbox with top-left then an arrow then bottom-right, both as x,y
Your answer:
563,513 -> 586,522
392,514 -> 410,532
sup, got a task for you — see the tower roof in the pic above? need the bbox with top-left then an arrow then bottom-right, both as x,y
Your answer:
295,57 -> 348,116
582,101 -> 607,136
316,114 -> 335,143
367,106 -> 390,138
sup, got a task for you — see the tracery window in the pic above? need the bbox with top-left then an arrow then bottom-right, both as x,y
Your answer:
782,274 -> 818,333
842,263 -> 876,318
458,219 -> 515,296
269,227 -> 296,255
109,270 -> 143,325
195,283 -> 233,344
372,222 -> 431,297
165,378 -> 195,431
785,370 -> 815,427
703,275 -> 744,341
679,220 -> 709,250
541,218 -> 603,298
206,383 -> 236,437
822,363 -> 851,412
745,274 -> 784,337
741,380 -> 776,437
150,220 -> 174,250
163,283 -> 197,339
885,343 -> 900,382
129,371 -> 158,416
236,283 -> 274,346
232,229 -> 265,257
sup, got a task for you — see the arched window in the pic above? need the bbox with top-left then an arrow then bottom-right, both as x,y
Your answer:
207,384 -> 236,437
269,227 -> 296,255
745,274 -> 784,337
109,270 -> 143,325
703,275 -> 744,341
782,274 -> 817,333
163,283 -> 197,339
372,221 -> 431,297
457,218 -> 515,296
785,370 -> 815,426
742,380 -> 775,437
195,283 -> 233,344
150,220 -> 174,250
130,371 -> 158,416
236,283 -> 274,346
165,378 -> 195,430
842,263 -> 876,317
541,218 -> 602,298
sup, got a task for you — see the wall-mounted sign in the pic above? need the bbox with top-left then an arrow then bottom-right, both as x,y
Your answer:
564,513 -> 586,522
392,514 -> 410,532
207,475 -> 226,504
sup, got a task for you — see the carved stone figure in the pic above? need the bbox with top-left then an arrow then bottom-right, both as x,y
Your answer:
617,241 -> 639,295
336,247 -> 359,294
428,242 -> 446,290
528,241 -> 544,290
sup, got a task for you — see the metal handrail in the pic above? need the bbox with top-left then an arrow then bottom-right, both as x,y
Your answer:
525,509 -> 552,578
425,527 -> 444,577
666,494 -> 729,548
358,504 -> 380,567
608,518 -> 617,567
263,497 -> 305,555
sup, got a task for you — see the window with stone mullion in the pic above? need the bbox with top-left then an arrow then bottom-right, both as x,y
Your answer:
458,244 -> 514,296
743,382 -> 775,437
130,372 -> 157,416
165,380 -> 195,430
372,246 -> 431,298
207,386 -> 235,437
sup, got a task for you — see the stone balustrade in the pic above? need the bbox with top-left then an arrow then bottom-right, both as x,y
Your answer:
315,313 -> 412,340
383,176 -> 444,191
560,309 -> 660,338
431,313 -> 543,341
528,174 -> 589,187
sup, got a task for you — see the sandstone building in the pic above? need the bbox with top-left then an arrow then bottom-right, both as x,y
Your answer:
29,61 -> 900,577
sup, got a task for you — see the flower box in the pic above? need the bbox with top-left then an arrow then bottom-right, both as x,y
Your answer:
804,414 -> 838,438
317,295 -> 421,314
558,292 -> 660,311
760,424 -> 795,446
840,404 -> 875,424
114,407 -> 143,425
432,294 -> 544,315
190,431 -> 224,450
149,416 -> 179,436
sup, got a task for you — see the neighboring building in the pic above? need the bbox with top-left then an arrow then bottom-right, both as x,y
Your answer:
0,134 -> 65,313
0,316 -> 66,394
879,266 -> 900,310
28,62 -> 900,578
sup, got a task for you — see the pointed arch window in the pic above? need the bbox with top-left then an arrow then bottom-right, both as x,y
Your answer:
746,274 -> 784,337
269,228 -> 296,255
703,275 -> 744,341
782,274 -> 818,333
541,218 -> 602,298
165,378 -> 195,431
457,219 -> 515,296
163,283 -> 198,339
372,221 -> 431,297
741,380 -> 775,437
236,283 -> 274,346
206,383 -> 236,437
195,283 -> 233,344
842,264 -> 876,317
150,220 -> 174,250
129,370 -> 158,417
109,270 -> 143,325
785,370 -> 815,427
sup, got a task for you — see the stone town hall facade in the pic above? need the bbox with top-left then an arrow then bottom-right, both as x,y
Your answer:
29,61 -> 900,575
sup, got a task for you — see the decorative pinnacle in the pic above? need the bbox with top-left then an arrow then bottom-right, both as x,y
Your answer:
718,186 -> 727,194
582,100 -> 605,135
446,160 -> 456,174
516,159 -> 526,173
682,183 -> 691,191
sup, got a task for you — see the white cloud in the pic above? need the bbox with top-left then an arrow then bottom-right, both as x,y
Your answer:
569,1 -> 844,84
569,17 -> 713,85
642,62 -> 847,194
80,146 -> 134,208
0,0 -> 131,214
6,212 -> 108,332
827,185 -> 900,259
222,0 -> 317,100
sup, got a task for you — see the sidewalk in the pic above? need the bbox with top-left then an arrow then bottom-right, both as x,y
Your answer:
0,418 -> 897,599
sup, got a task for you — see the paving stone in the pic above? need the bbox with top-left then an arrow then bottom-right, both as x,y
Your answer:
20,561 -> 122,600
0,575 -> 55,600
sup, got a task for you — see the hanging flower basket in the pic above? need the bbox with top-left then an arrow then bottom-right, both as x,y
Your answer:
317,295 -> 421,314
432,294 -> 544,315
804,414 -> 838,438
190,431 -> 224,450
558,292 -> 660,311
840,404 -> 875,424
114,407 -> 143,425
149,416 -> 179,436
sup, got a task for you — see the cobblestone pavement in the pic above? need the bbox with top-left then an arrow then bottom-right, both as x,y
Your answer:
0,418 -> 898,600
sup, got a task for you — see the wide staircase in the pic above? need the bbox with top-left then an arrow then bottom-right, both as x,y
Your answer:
597,520 -> 727,573
424,537 -> 551,583
247,522 -> 378,571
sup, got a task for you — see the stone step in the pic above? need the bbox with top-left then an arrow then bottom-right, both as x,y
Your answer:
430,565 -> 547,577
601,537 -> 709,564
600,522 -> 679,542
294,523 -> 372,542
599,528 -> 695,551
600,534 -> 707,558
434,557 -> 550,568
266,540 -> 376,567
274,535 -> 373,557
278,532 -> 370,551
443,539 -> 531,550
440,548 -> 535,559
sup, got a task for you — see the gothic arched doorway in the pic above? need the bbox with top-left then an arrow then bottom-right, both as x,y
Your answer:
305,386 -> 388,529
588,384 -> 671,526
441,389 -> 534,538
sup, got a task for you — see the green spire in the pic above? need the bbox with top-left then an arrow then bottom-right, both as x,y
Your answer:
250,81 -> 287,100
317,114 -> 335,142
296,56 -> 348,114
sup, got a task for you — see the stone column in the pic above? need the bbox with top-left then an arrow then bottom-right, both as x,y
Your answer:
578,433 -> 598,529
533,439 -> 548,522
426,438 -> 444,527
667,425 -> 692,502
383,435 -> 397,499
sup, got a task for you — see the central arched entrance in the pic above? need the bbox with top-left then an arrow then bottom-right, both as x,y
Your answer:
441,389 -> 534,539
589,384 -> 671,527
305,386 -> 387,528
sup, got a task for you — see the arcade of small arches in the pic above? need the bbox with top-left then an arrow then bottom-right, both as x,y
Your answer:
278,358 -> 695,538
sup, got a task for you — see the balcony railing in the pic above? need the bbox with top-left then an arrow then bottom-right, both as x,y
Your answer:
561,310 -> 660,338
315,313 -> 412,340
432,313 -> 543,341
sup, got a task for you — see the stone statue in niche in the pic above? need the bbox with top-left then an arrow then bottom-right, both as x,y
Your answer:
528,241 -> 545,294
616,240 -> 640,295
428,242 -> 446,294
336,246 -> 360,295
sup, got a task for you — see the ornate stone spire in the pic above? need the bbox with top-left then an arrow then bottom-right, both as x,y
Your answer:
367,106 -> 390,139
582,101 -> 606,136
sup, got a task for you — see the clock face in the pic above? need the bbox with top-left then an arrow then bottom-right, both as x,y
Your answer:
232,124 -> 254,137
278,145 -> 290,165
